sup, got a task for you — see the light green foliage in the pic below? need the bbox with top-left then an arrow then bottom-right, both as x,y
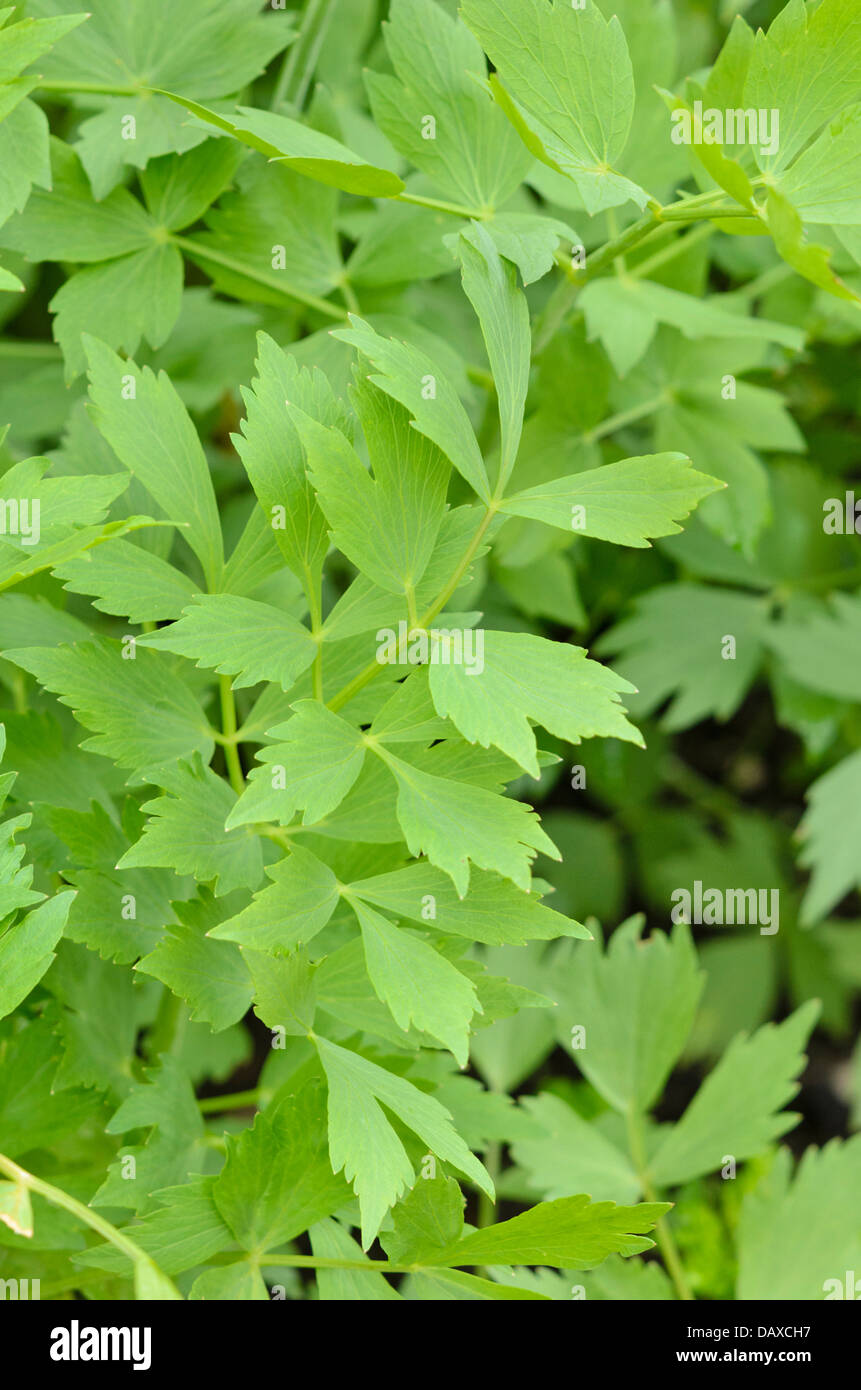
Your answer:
0,0 -> 857,1309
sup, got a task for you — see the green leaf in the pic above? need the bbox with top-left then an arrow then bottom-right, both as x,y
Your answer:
0,890 -> 74,1020
133,1259 -> 183,1300
743,0 -> 861,172
777,103 -> 861,226
93,1056 -> 206,1214
737,1136 -> 861,1299
763,186 -> 861,303
244,948 -> 317,1036
212,1082 -> 351,1251
32,0 -> 293,197
0,260 -> 23,292
0,7 -> 87,82
0,455 -> 129,535
0,593 -> 91,650
512,1093 -> 641,1203
316,1034 -> 493,1246
501,452 -> 722,547
0,139 -> 160,262
649,1002 -> 820,1187
45,801 -> 177,963
579,278 -> 804,378
457,223 -> 530,487
332,315 -> 491,502
428,630 -> 641,779
311,1218 -> 402,1301
54,537 -> 199,624
161,93 -> 404,197
381,1171 -> 465,1265
52,242 -> 183,381
0,100 -> 49,228
347,861 -> 590,945
0,1180 -> 33,1238
194,152 -> 341,306
209,846 -> 339,952
84,337 -> 223,588
431,1193 -> 671,1269
406,1267 -> 550,1299
558,923 -> 704,1114
461,0 -> 647,214
4,639 -> 214,778
365,0 -> 529,210
232,332 -> 350,584
380,746 -> 560,897
228,702 -> 366,832
138,594 -> 316,691
118,756 -> 264,896
348,897 -> 480,1064
483,211 -> 577,285
798,750 -> 861,926
0,800 -> 44,923
0,1018 -> 99,1158
140,141 -> 244,233
597,584 -> 769,731
765,594 -> 861,702
315,938 -> 427,1049
137,893 -> 252,1032
47,942 -> 140,1095
76,1178 -> 233,1277
290,393 -> 449,596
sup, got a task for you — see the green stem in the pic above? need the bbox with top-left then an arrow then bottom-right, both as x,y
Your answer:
0,1152 -> 179,1293
583,392 -> 670,445
396,190 -> 486,219
466,363 -> 495,392
774,561 -> 861,597
146,987 -> 187,1058
606,207 -> 626,273
198,1088 -> 265,1114
660,204 -> 753,224
536,191 -> 756,353
40,1270 -> 117,1299
260,825 -> 298,850
271,0 -> 333,111
260,1254 -> 412,1273
327,500 -> 499,713
662,755 -> 740,822
625,1109 -> 693,1302
729,262 -> 794,303
631,222 -> 713,280
576,196 -> 751,289
170,235 -> 347,321
477,1141 -> 500,1228
339,276 -> 361,315
0,340 -> 62,359
35,80 -> 140,95
304,567 -> 325,702
9,670 -> 27,714
405,582 -> 419,631
579,210 -> 662,284
293,0 -> 337,111
219,675 -> 245,795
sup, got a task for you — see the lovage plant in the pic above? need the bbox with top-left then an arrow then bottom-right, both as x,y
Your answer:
0,0 -> 860,1304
